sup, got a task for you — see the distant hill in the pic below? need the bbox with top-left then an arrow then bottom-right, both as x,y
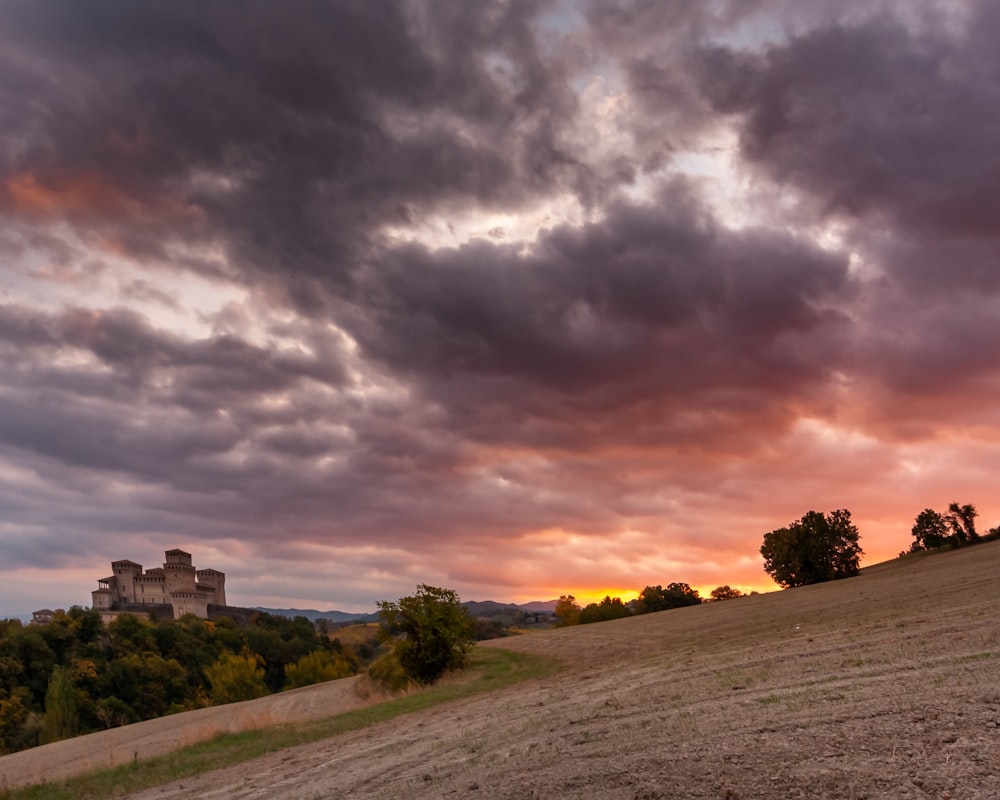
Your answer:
462,600 -> 558,615
254,608 -> 380,623
516,599 -> 559,613
256,599 -> 558,623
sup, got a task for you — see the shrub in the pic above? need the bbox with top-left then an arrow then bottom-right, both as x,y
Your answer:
204,651 -> 268,704
377,585 -> 476,685
284,650 -> 354,689
366,651 -> 412,693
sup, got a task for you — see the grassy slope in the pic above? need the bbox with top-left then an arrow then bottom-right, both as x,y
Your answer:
0,648 -> 559,800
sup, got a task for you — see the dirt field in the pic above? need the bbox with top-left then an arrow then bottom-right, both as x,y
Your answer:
8,542 -> 1000,799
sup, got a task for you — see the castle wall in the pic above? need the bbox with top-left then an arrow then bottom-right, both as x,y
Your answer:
98,604 -> 170,624
170,592 -> 209,619
196,569 -> 227,606
164,562 -> 197,595
134,575 -> 167,604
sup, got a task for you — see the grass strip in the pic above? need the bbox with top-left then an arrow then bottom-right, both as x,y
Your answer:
1,647 -> 559,800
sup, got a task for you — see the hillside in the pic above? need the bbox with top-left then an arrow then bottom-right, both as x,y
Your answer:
9,543 -> 1000,799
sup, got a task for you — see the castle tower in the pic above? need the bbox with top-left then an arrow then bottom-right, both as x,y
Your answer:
92,578 -> 114,610
110,560 -> 143,604
163,549 -> 198,595
196,568 -> 227,607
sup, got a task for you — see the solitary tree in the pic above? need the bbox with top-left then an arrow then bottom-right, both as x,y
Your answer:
760,509 -> 862,588
910,508 -> 950,551
377,585 -> 476,685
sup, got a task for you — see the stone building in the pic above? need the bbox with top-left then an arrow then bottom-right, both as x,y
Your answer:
91,549 -> 226,622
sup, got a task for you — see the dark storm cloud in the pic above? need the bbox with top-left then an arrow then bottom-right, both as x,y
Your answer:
696,4 -> 1000,245
0,304 -> 348,394
686,1 -> 1000,426
0,0 -> 592,300
347,180 -> 853,456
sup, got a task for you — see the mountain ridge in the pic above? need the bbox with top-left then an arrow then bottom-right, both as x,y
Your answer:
255,598 -> 559,623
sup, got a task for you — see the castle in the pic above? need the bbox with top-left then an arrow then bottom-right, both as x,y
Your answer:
91,549 -> 227,622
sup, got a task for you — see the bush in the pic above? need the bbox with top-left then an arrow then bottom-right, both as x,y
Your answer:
284,650 -> 354,689
377,585 -> 476,685
366,651 -> 412,693
204,651 -> 268,704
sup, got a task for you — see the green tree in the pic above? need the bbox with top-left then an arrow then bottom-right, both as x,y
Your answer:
910,508 -> 950,551
245,612 -> 320,693
0,690 -> 33,753
101,652 -> 190,718
284,650 -> 354,689
107,613 -> 157,656
204,651 -> 268,705
665,582 -> 702,606
93,696 -> 138,729
9,627 -> 57,707
761,509 -> 863,588
377,585 -> 476,685
710,585 -> 744,601
579,595 -> 633,624
66,606 -> 104,650
553,595 -> 581,627
635,583 -> 701,614
41,665 -> 79,743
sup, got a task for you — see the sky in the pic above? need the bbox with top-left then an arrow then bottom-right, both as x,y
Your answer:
2,0 -> 1000,618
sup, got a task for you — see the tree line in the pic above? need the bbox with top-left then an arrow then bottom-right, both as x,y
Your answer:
551,582 -> 748,627
907,502 -> 1000,552
0,608 -> 362,754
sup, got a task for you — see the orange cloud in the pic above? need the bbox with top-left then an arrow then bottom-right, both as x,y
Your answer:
2,171 -> 140,219
2,171 -> 204,234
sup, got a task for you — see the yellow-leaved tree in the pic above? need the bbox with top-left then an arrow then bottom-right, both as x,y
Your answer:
284,650 -> 354,689
205,650 -> 268,705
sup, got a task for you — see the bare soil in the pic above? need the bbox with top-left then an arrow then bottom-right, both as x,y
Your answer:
8,542 -> 1000,799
